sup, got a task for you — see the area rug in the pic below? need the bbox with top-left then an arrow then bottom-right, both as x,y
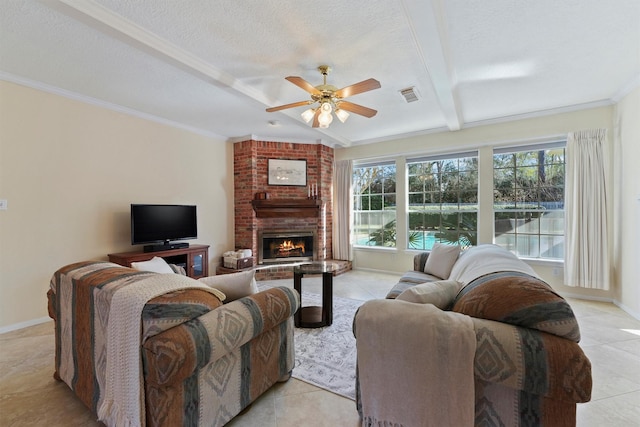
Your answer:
292,292 -> 364,400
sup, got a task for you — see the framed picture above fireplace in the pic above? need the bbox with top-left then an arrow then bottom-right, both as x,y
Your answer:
268,159 -> 307,186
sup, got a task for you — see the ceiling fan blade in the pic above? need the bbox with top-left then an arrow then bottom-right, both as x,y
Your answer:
311,109 -> 321,128
266,100 -> 312,112
337,101 -> 378,118
285,76 -> 322,95
334,78 -> 381,98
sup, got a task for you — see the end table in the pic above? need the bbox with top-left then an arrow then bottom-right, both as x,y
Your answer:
293,262 -> 337,328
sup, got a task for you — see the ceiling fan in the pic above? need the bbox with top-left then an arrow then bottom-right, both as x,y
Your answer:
266,65 -> 381,128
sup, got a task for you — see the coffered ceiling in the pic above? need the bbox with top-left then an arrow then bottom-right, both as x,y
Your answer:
1,0 -> 638,147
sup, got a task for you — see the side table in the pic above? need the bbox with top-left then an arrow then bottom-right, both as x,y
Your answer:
293,262 -> 337,328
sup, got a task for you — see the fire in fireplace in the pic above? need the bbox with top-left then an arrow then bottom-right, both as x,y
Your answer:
259,231 -> 315,264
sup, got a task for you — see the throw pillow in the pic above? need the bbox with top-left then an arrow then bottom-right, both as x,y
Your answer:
451,271 -> 581,342
198,269 -> 258,302
131,256 -> 175,274
423,243 -> 461,279
396,280 -> 463,309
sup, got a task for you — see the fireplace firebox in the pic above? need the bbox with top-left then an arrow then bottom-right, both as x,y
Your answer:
259,230 -> 315,264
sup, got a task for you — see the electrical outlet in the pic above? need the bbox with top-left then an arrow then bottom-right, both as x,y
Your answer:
552,267 -> 562,277
0,199 -> 7,210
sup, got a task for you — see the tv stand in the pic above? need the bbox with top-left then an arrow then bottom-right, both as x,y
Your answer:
144,242 -> 189,253
108,244 -> 209,279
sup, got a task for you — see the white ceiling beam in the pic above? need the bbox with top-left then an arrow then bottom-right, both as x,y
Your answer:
401,0 -> 463,131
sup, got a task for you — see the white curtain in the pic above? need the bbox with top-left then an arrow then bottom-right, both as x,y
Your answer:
332,160 -> 353,260
565,129 -> 610,289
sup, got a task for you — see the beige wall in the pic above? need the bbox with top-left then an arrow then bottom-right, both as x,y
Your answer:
613,86 -> 640,317
0,81 -> 234,330
336,105 -> 624,304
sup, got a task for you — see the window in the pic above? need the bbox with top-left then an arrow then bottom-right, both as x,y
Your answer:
353,161 -> 396,247
493,142 -> 566,259
407,152 -> 478,250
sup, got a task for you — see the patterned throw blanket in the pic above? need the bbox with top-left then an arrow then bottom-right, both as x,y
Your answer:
354,299 -> 476,426
98,275 -> 223,426
49,262 -> 224,427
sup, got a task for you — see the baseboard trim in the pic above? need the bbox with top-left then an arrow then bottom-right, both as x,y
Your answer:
613,300 -> 640,321
559,292 -> 613,303
0,317 -> 51,335
351,266 -> 401,276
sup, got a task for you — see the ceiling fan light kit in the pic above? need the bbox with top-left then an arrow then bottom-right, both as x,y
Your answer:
266,65 -> 381,129
335,109 -> 349,123
301,108 -> 316,123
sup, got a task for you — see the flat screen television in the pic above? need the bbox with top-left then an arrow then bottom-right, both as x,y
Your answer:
131,204 -> 197,252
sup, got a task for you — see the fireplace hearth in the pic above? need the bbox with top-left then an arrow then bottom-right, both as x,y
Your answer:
259,231 -> 315,264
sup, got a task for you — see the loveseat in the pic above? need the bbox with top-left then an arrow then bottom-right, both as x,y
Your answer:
354,244 -> 592,427
47,260 -> 299,427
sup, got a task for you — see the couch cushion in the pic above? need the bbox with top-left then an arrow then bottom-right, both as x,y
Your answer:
131,256 -> 174,274
396,280 -> 463,309
451,271 -> 580,342
423,243 -> 460,279
198,269 -> 258,302
385,271 -> 441,299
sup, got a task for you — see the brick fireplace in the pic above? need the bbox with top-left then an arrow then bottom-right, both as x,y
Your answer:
233,140 -> 339,279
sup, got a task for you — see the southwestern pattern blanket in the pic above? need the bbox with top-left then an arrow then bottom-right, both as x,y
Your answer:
47,261 -> 299,427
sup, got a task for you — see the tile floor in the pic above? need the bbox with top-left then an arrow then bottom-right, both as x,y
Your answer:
1,270 -> 639,426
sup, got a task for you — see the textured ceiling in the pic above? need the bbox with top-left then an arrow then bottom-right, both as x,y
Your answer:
1,0 -> 638,147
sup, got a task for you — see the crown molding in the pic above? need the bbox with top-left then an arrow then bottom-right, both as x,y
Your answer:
1,71 -> 226,139
612,74 -> 640,102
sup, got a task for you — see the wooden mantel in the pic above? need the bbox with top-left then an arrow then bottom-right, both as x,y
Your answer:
251,199 -> 324,218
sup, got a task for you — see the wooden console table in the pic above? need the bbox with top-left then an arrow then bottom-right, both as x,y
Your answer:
108,244 -> 209,279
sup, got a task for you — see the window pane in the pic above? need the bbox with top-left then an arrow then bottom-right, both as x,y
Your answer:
460,212 -> 478,229
408,193 -> 423,205
408,175 -> 423,192
406,154 -> 478,249
407,163 -> 421,175
384,194 -> 396,208
360,195 -> 370,210
516,152 -> 539,167
424,175 -> 439,192
494,167 -> 514,184
459,171 -> 478,188
459,157 -> 478,171
493,154 -> 514,168
408,212 -> 425,230
539,186 -> 564,203
424,191 -> 441,204
424,213 -> 441,231
460,191 -> 478,204
384,176 -> 396,193
518,213 -> 539,233
441,159 -> 457,171
516,166 -> 538,188
493,143 -> 565,259
540,212 -> 564,234
540,235 -> 564,259
370,195 -> 382,210
353,163 -> 397,247
516,234 -> 539,258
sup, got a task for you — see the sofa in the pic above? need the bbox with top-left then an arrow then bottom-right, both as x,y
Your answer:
47,260 -> 299,427
353,244 -> 592,427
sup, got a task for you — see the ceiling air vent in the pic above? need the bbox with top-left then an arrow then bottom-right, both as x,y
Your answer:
399,86 -> 419,103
